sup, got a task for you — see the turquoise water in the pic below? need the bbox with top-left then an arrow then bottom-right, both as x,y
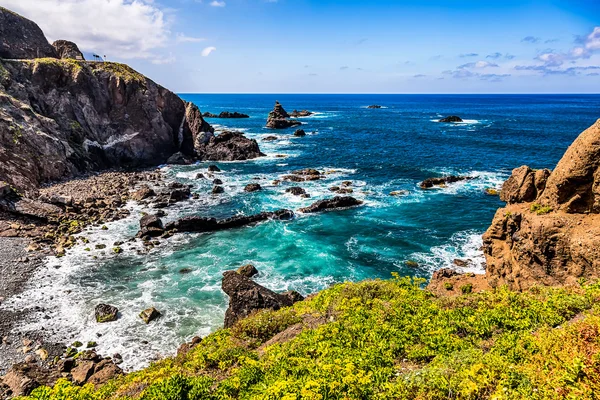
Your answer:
6,94 -> 600,370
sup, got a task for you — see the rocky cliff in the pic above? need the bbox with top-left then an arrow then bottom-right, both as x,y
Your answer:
0,7 -> 56,59
482,119 -> 600,290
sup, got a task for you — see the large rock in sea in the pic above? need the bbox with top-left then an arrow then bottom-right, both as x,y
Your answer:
163,209 -> 294,233
51,40 -> 85,60
0,7 -> 57,59
483,119 -> 600,290
439,116 -> 463,123
0,7 -> 213,193
195,131 -> 265,161
266,101 -> 302,129
222,268 -> 304,328
420,175 -> 474,189
299,196 -> 363,213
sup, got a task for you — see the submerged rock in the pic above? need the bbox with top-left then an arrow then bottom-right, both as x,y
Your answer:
94,304 -> 118,323
299,196 -> 363,213
438,116 -> 463,123
420,175 -> 474,189
266,101 -> 302,129
222,268 -> 304,328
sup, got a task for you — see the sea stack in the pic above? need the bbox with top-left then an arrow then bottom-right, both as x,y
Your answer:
266,101 -> 302,129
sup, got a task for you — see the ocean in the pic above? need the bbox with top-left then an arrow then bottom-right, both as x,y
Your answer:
6,94 -> 600,370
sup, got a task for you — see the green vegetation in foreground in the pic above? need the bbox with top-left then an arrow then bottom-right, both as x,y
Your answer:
530,203 -> 553,215
21,276 -> 600,399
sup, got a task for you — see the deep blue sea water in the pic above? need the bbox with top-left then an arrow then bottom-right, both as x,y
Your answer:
7,94 -> 600,370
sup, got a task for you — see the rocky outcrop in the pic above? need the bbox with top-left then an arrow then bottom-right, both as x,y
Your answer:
367,105 -> 382,109
439,116 -> 463,123
244,183 -> 262,192
298,196 -> 363,213
289,110 -> 313,118
266,102 -> 302,129
482,119 -> 600,290
0,7 -> 57,59
138,214 -> 165,238
139,307 -> 161,324
499,166 -> 550,204
420,175 -> 474,189
222,268 -> 304,328
202,111 -> 249,119
163,209 -> 294,234
294,129 -> 306,137
95,304 -> 118,323
195,131 -> 265,161
51,40 -> 84,60
0,8 -> 213,193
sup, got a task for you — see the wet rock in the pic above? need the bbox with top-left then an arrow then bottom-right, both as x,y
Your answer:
195,173 -> 205,179
289,110 -> 314,117
208,165 -> 221,172
94,304 -> 118,323
166,152 -> 193,165
203,111 -> 250,118
367,105 -> 382,109
139,307 -> 161,324
299,196 -> 363,213
244,183 -> 262,192
294,129 -> 306,137
266,101 -> 302,129
438,116 -> 463,123
237,264 -> 259,278
138,214 -> 165,238
390,190 -> 408,196
164,209 -> 294,234
222,269 -> 304,328
213,179 -> 223,185
420,175 -> 474,189
285,187 -> 307,196
52,40 -> 84,60
196,131 -> 265,161
263,136 -> 278,141
212,185 -> 224,194
131,185 -> 155,201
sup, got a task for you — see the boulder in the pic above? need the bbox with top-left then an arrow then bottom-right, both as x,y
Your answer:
208,165 -> 221,172
195,131 -> 265,161
237,264 -> 259,278
164,209 -> 294,234
0,7 -> 57,59
213,179 -> 223,185
51,40 -> 84,60
266,101 -> 302,129
499,166 -> 550,204
244,183 -> 262,192
285,187 -> 307,196
139,307 -> 161,324
212,186 -> 224,194
131,185 -> 156,201
71,361 -> 95,385
299,196 -> 363,213
420,175 -> 474,189
95,304 -> 118,323
289,110 -> 314,117
438,116 -> 463,123
294,129 -> 306,137
166,152 -> 193,165
138,214 -> 165,238
263,136 -> 278,141
222,269 -> 304,328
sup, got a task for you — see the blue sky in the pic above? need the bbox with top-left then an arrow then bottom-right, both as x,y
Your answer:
4,0 -> 600,93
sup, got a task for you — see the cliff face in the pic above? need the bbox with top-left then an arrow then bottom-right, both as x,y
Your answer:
483,119 -> 600,290
0,7 -> 56,59
0,59 -> 213,192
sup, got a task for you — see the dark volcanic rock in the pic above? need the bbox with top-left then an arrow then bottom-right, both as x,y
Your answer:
237,264 -> 259,278
138,214 -> 165,238
263,136 -> 278,142
51,40 -> 84,60
139,307 -> 161,324
289,110 -> 313,117
203,111 -> 250,119
166,152 -> 193,165
95,304 -> 118,323
195,131 -> 265,161
244,183 -> 262,192
266,101 -> 302,129
367,105 -> 382,109
164,209 -> 294,233
299,196 -> 363,213
212,185 -> 224,194
438,116 -> 463,123
222,269 -> 304,328
208,165 -> 221,172
294,129 -> 306,137
0,7 -> 57,59
285,187 -> 307,196
420,175 -> 474,189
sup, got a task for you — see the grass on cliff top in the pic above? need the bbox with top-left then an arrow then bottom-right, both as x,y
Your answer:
90,62 -> 147,85
22,275 -> 600,400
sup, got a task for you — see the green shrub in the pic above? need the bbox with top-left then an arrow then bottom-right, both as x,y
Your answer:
461,283 -> 473,294
530,203 -> 553,215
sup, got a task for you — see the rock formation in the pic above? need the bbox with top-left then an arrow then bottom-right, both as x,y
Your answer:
367,105 -> 382,109
0,8 -> 215,193
266,101 -> 302,129
298,196 -> 363,213
420,175 -> 474,189
195,131 -> 265,161
0,7 -> 57,59
289,110 -> 313,117
222,268 -> 304,328
202,111 -> 250,118
483,119 -> 600,290
438,116 -> 463,123
51,40 -> 84,60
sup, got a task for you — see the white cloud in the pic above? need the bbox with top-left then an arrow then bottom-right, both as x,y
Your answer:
151,54 -> 176,65
176,33 -> 206,44
201,46 -> 217,56
1,0 -> 170,59
585,27 -> 600,51
457,61 -> 498,69
210,1 -> 226,6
